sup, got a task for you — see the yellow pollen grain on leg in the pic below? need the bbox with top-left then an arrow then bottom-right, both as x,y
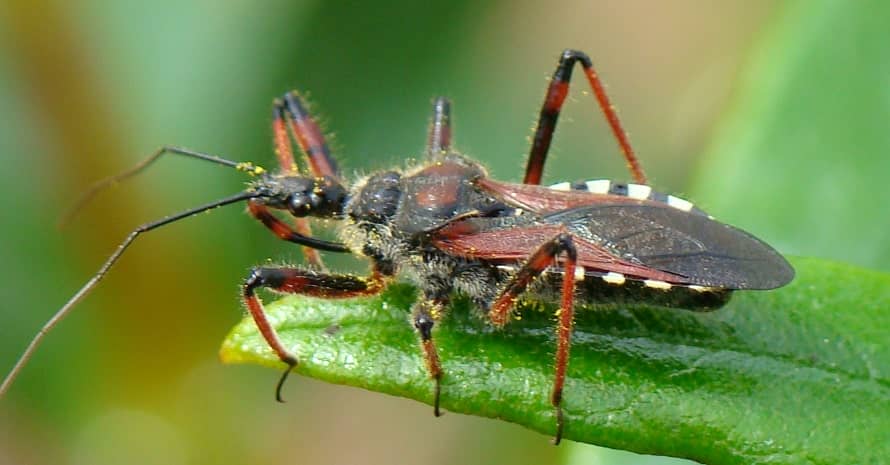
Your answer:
236,162 -> 266,176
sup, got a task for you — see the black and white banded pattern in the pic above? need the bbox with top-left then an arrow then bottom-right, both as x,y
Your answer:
498,264 -> 718,293
548,179 -> 709,217
495,264 -> 729,310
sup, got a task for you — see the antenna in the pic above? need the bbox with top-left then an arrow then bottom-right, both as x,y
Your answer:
1,190 -> 261,397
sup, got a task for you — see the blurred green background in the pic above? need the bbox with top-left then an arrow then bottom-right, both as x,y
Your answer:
4,0 -> 875,464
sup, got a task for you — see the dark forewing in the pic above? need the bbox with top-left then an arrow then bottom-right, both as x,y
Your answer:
542,204 -> 794,289
430,221 -> 685,282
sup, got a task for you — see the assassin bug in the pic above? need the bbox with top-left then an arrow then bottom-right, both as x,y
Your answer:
1,49 -> 794,444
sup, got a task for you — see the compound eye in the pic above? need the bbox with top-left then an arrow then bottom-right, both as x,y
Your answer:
288,194 -> 311,216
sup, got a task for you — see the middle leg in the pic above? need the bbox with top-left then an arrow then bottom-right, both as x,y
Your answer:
411,297 -> 448,417
488,232 -> 578,444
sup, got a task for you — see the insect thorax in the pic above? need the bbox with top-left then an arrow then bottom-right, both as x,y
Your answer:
340,155 -> 505,304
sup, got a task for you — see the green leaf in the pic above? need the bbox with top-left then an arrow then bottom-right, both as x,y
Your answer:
221,256 -> 889,465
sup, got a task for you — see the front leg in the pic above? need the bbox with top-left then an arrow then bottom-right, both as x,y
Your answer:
242,266 -> 385,400
247,200 -> 349,253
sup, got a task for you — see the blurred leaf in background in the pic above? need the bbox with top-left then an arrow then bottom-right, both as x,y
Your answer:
692,0 -> 890,270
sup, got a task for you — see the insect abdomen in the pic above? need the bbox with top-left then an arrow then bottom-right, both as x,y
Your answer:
527,268 -> 732,311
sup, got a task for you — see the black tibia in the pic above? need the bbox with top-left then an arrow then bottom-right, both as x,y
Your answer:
427,97 -> 452,158
412,298 -> 446,417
